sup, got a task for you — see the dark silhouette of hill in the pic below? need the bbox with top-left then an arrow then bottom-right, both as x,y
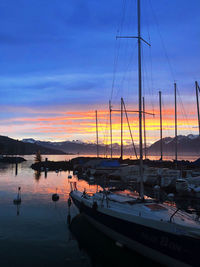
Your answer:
148,134 -> 200,155
22,139 -> 135,155
0,136 -> 65,155
21,134 -> 200,156
22,139 -> 116,155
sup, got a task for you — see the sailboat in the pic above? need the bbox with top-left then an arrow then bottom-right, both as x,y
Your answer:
70,1 -> 200,266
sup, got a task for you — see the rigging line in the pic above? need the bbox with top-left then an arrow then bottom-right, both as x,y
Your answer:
100,113 -> 108,144
111,35 -> 121,101
117,0 -> 138,104
142,41 -> 152,106
141,36 -> 155,117
162,97 -> 171,137
103,112 -> 110,157
177,87 -> 193,132
110,0 -> 127,101
115,41 -> 138,103
145,12 -> 155,115
120,42 -> 137,89
112,2 -> 137,104
102,112 -> 110,156
141,44 -> 155,146
145,0 -> 155,113
149,0 -> 176,82
149,43 -> 155,114
141,43 -> 151,99
176,87 -> 189,129
123,99 -> 138,159
126,0 -> 137,36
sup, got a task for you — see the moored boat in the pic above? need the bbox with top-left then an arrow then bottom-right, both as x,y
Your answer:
70,0 -> 200,266
70,184 -> 200,267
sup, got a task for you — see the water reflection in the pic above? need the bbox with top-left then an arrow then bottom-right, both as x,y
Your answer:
15,163 -> 18,176
34,170 -> 42,182
15,202 -> 21,216
69,214 -> 161,267
0,154 -> 200,267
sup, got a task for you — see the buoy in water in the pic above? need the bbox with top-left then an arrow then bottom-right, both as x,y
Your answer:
52,188 -> 59,201
13,187 -> 21,204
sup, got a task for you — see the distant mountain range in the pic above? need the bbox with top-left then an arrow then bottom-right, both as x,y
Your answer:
147,134 -> 200,155
0,134 -> 199,156
22,138 -> 121,155
0,136 -> 66,155
23,134 -> 200,156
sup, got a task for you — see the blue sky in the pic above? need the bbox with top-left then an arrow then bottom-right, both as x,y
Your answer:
0,0 -> 200,142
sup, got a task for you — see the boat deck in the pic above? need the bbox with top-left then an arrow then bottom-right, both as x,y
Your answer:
72,190 -> 200,232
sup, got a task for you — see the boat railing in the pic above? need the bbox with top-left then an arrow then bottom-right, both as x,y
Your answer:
169,208 -> 180,223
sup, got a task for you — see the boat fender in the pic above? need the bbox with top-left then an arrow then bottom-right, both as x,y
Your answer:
92,201 -> 98,211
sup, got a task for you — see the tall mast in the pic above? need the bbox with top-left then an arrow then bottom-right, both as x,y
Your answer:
109,100 -> 113,158
195,81 -> 200,136
159,91 -> 163,160
174,83 -> 178,161
143,97 -> 147,159
121,97 -> 123,160
95,110 -> 99,158
137,0 -> 144,198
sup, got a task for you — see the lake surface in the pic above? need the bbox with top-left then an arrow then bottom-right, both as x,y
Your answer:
0,154 -> 199,267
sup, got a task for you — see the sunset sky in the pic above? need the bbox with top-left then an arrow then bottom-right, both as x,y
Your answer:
0,0 -> 199,145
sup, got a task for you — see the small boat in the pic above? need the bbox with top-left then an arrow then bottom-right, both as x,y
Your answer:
68,174 -> 72,179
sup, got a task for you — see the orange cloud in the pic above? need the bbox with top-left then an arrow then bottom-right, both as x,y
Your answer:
0,103 -> 199,144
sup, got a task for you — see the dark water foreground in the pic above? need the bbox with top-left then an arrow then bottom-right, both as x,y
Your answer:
0,155 -> 199,266
70,214 -> 161,267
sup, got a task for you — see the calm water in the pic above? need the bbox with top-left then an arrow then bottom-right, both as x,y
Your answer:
0,154 -> 198,267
